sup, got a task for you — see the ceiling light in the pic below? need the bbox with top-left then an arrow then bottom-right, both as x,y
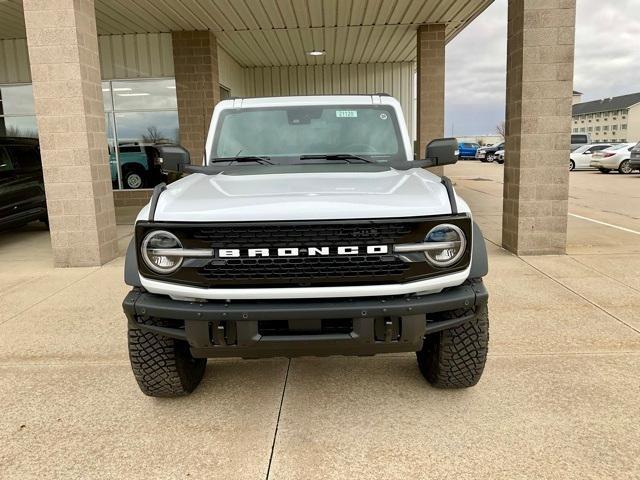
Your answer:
112,87 -> 133,92
118,93 -> 150,97
306,50 -> 326,56
166,85 -> 176,89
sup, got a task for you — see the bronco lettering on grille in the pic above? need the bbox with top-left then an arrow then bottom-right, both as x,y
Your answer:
217,245 -> 388,258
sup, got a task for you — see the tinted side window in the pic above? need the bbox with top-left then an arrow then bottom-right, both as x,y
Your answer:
119,146 -> 142,153
0,147 -> 15,172
7,145 -> 41,172
590,145 -> 609,152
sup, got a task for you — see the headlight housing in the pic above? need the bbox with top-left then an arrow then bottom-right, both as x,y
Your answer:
141,230 -> 183,274
423,224 -> 466,267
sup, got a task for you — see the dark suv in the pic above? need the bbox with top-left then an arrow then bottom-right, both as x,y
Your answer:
0,137 -> 48,230
629,141 -> 640,171
475,142 -> 504,163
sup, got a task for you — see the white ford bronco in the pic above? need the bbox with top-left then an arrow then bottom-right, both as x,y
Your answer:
123,95 -> 489,397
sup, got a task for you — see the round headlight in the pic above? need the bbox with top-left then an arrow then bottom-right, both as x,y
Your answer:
141,230 -> 183,274
424,224 -> 466,267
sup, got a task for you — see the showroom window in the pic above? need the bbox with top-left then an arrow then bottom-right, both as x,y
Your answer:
0,84 -> 38,139
103,78 -> 180,190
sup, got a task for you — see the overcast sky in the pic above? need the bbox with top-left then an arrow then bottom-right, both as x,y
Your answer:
444,0 -> 640,136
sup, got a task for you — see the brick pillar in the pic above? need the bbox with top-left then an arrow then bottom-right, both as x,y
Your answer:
417,24 -> 446,176
171,31 -> 220,163
23,0 -> 117,267
502,0 -> 576,255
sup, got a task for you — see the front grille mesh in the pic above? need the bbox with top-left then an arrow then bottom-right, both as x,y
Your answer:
192,222 -> 416,286
200,255 -> 408,282
192,223 -> 414,248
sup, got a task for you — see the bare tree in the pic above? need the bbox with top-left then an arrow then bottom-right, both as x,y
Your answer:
496,121 -> 506,140
142,126 -> 169,144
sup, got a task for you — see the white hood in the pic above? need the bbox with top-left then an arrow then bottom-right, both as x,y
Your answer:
141,168 -> 465,222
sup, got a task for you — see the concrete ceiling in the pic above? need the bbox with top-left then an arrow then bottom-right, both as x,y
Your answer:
0,0 -> 493,67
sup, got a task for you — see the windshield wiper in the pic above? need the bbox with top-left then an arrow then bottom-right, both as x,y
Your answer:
209,156 -> 273,165
299,154 -> 375,164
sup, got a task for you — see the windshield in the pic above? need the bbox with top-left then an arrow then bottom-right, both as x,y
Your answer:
210,105 -> 406,165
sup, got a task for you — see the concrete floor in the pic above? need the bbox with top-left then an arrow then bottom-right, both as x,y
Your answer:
1,162 -> 639,479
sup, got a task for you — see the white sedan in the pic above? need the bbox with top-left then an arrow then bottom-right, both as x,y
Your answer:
590,143 -> 638,174
569,143 -> 614,171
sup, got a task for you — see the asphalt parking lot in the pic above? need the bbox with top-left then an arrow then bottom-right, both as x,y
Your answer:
1,161 -> 639,479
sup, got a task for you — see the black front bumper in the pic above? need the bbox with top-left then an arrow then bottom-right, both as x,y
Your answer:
123,282 -> 488,358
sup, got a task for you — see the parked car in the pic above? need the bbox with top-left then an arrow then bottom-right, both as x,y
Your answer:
571,133 -> 592,152
122,95 -> 490,397
495,149 -> 505,164
109,143 -> 167,189
569,143 -> 614,171
590,143 -> 638,174
457,142 -> 480,159
0,137 -> 48,230
629,141 -> 640,171
475,142 -> 504,162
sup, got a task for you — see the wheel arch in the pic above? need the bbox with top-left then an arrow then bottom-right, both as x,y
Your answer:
469,221 -> 489,279
125,238 -> 143,287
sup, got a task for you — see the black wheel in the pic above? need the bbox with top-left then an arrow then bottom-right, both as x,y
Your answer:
486,153 -> 495,163
599,168 -> 611,174
618,160 -> 632,175
569,160 -> 575,171
416,303 -> 489,388
128,318 -> 207,397
124,169 -> 145,189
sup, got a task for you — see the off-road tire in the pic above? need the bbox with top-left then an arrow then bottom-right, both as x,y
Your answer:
128,318 -> 207,397
416,303 -> 489,388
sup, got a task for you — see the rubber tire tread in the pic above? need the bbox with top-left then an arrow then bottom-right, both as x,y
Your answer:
417,303 -> 489,388
128,318 -> 207,397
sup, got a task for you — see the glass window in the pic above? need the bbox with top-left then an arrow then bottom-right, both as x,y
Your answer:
102,81 -> 113,112
113,111 -> 179,145
112,79 -> 177,111
0,115 -> 38,138
8,144 -> 41,171
0,146 -> 13,172
0,84 -> 35,115
213,105 -> 404,163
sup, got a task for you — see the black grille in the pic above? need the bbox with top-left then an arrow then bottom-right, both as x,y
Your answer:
135,216 -> 472,288
192,223 -> 414,248
193,222 -> 414,286
199,255 -> 408,282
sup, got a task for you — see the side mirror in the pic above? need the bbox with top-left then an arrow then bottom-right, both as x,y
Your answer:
423,137 -> 459,167
154,145 -> 190,173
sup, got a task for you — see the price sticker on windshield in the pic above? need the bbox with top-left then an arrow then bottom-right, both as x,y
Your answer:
336,110 -> 358,118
